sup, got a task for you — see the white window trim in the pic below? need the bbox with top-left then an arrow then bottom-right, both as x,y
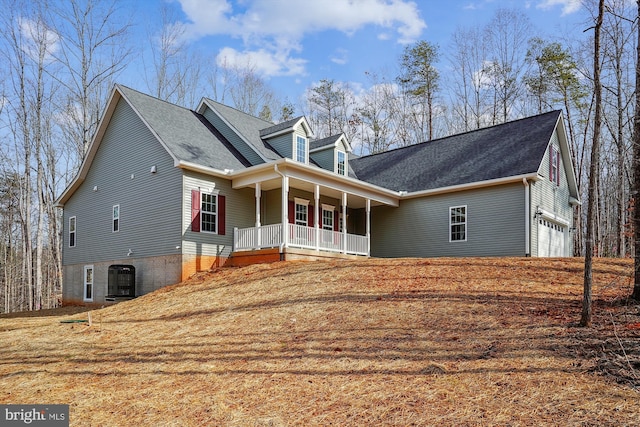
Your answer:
69,216 -> 76,248
336,150 -> 347,175
294,198 -> 309,226
201,190 -> 220,234
550,146 -> 560,186
295,135 -> 308,164
321,204 -> 335,230
449,205 -> 467,243
112,204 -> 120,233
83,264 -> 94,302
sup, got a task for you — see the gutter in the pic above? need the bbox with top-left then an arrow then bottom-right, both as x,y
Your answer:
176,160 -> 234,178
400,173 -> 541,199
523,178 -> 530,257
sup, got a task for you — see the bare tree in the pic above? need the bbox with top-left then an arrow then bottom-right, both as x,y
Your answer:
582,0 -> 605,327
144,3 -> 203,107
484,8 -> 534,123
52,0 -> 132,162
448,26 -> 491,132
632,0 -> 640,301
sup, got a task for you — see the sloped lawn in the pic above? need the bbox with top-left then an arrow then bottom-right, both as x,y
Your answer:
0,257 -> 638,426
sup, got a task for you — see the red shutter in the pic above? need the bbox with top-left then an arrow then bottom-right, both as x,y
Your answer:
309,205 -> 314,227
549,147 -> 554,183
191,189 -> 201,232
334,210 -> 339,232
288,201 -> 294,224
218,195 -> 226,235
555,149 -> 561,185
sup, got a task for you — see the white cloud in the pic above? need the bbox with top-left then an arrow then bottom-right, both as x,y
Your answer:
216,47 -> 307,77
177,0 -> 426,76
330,48 -> 349,65
19,18 -> 60,63
536,0 -> 582,16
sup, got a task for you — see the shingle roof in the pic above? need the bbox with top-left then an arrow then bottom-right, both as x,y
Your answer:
202,99 -> 281,161
350,110 -> 561,192
118,85 -> 249,170
259,116 -> 304,137
310,135 -> 341,150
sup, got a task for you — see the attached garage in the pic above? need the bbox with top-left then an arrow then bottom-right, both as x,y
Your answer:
536,210 -> 570,257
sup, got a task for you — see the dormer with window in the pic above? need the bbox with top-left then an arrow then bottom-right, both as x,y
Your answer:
259,116 -> 313,164
309,134 -> 352,176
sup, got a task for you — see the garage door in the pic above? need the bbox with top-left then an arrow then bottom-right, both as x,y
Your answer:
538,219 -> 566,257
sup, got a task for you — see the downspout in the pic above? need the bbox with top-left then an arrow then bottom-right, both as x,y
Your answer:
523,178 -> 531,257
274,164 -> 287,260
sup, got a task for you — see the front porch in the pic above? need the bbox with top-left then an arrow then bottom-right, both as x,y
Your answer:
233,223 -> 369,256
228,159 -> 400,265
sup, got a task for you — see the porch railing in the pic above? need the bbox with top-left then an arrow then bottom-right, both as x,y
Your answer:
234,223 -> 368,256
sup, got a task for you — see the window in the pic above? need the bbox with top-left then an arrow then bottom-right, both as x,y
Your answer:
83,265 -> 94,302
337,150 -> 346,175
450,206 -> 467,242
549,146 -> 560,186
191,189 -> 225,235
112,205 -> 120,232
296,135 -> 307,163
201,192 -> 217,233
69,216 -> 76,248
295,199 -> 309,226
322,205 -> 334,230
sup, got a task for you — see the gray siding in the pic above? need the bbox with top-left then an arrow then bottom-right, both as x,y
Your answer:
63,97 -> 183,266
267,133 -> 293,158
371,183 -> 526,257
530,130 -> 574,256
310,147 -> 334,172
201,106 -> 265,165
182,171 -> 255,258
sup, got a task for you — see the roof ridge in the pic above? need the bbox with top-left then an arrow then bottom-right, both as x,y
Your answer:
356,110 -> 561,160
116,84 -> 196,113
203,97 -> 275,126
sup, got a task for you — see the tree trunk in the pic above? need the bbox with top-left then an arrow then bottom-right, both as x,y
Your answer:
582,0 -> 605,327
632,0 -> 640,301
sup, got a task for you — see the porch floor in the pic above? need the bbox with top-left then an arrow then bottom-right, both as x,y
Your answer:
227,247 -> 366,267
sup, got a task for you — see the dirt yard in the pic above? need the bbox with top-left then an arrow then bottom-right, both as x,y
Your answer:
0,257 -> 638,426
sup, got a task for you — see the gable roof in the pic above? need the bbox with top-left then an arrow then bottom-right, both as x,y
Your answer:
117,86 -> 250,171
350,110 -> 564,193
56,85 -> 249,205
259,116 -> 313,139
309,134 -> 352,153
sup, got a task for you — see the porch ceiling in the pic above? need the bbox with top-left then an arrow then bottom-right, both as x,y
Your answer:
230,160 -> 399,208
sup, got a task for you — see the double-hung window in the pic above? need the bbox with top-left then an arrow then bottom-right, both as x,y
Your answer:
450,206 -> 467,242
337,150 -> 346,175
69,216 -> 76,248
296,136 -> 307,163
201,192 -> 217,233
294,198 -> 309,226
112,205 -> 120,232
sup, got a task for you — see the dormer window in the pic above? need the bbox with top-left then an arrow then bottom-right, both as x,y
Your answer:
337,150 -> 346,175
296,136 -> 307,163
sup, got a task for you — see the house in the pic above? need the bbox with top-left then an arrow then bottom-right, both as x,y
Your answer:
55,85 -> 580,305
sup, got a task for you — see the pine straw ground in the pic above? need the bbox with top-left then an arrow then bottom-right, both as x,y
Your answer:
1,257 -> 639,426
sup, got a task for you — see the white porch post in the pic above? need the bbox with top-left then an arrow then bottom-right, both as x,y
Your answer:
282,176 -> 289,248
314,184 -> 320,251
366,198 -> 371,256
255,182 -> 261,248
342,192 -> 347,254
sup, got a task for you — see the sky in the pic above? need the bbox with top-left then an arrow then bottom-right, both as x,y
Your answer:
124,0 -> 589,104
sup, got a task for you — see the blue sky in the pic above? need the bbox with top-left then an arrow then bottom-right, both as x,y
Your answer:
126,0 -> 587,104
